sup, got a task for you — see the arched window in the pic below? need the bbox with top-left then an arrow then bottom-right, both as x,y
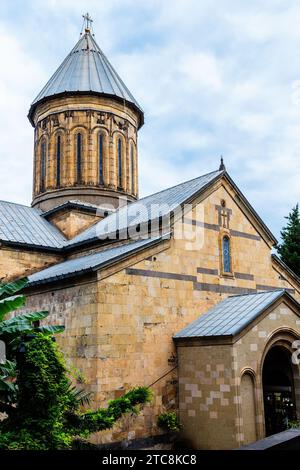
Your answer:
40,140 -> 46,192
131,143 -> 135,194
222,236 -> 231,273
76,133 -> 82,183
99,133 -> 104,185
118,138 -> 122,188
56,135 -> 61,187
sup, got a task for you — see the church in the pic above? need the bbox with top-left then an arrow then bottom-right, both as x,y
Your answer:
1,16 -> 300,449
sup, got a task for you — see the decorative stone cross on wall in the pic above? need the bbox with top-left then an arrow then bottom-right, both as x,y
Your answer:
215,200 -> 232,229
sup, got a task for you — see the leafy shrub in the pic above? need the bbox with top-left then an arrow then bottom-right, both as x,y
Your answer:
0,334 -> 153,449
288,420 -> 300,429
157,411 -> 181,432
0,279 -> 153,450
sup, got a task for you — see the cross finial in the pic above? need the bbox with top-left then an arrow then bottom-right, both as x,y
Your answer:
219,156 -> 226,171
83,12 -> 93,33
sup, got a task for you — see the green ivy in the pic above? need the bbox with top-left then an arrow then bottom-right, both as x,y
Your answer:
0,278 -> 153,450
0,333 -> 153,450
157,411 -> 181,432
288,420 -> 300,429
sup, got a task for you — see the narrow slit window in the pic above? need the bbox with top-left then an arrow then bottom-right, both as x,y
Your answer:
99,133 -> 104,185
131,144 -> 135,194
118,138 -> 122,188
76,133 -> 82,183
56,135 -> 61,187
222,236 -> 231,273
40,140 -> 46,192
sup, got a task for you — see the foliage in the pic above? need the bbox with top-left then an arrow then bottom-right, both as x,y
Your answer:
0,360 -> 17,404
287,420 -> 300,429
276,204 -> 300,277
0,334 -> 152,449
67,384 -> 92,408
0,277 -> 64,405
0,278 -> 153,450
0,278 -> 28,300
157,411 -> 181,432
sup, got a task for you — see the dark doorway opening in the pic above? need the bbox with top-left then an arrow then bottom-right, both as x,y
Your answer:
263,346 -> 297,436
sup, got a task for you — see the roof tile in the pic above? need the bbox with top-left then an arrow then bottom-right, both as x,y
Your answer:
28,234 -> 166,285
0,200 -> 66,248
174,290 -> 291,338
67,169 -> 222,247
29,32 -> 143,121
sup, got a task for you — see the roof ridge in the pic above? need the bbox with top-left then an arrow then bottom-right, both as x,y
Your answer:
0,199 -> 36,210
28,233 -> 167,286
64,168 -> 224,247
174,288 -> 298,340
138,169 -> 222,203
272,253 -> 300,284
228,288 -> 285,299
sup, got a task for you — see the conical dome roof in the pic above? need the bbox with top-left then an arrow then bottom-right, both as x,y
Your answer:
28,30 -> 144,127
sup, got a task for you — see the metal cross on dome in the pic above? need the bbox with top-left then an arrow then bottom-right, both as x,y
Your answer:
83,12 -> 93,31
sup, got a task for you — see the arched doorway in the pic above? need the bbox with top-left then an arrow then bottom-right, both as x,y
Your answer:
263,346 -> 297,436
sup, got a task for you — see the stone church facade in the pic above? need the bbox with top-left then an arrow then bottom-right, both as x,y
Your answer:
0,20 -> 300,449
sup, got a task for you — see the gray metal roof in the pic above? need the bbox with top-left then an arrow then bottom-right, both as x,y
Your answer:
28,234 -> 166,285
29,32 -> 143,125
174,290 -> 293,339
41,200 -> 113,218
66,170 -> 223,247
0,170 -> 222,251
0,200 -> 67,249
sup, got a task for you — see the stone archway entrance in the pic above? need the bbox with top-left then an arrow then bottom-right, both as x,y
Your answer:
263,346 -> 297,436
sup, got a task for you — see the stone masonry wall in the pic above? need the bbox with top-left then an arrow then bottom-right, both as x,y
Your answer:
177,343 -> 236,449
47,210 -> 101,239
177,300 -> 300,449
0,246 -> 62,282
19,179 -> 300,445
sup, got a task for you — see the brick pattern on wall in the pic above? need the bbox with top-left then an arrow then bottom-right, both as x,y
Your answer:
16,179 -> 300,446
0,248 -> 62,282
178,301 -> 300,449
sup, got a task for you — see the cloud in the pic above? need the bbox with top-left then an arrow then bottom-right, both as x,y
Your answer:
0,22 -> 45,204
0,0 -> 299,239
178,52 -> 223,93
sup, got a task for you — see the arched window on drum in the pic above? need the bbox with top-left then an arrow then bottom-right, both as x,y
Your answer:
40,139 -> 46,192
117,137 -> 123,189
131,143 -> 135,194
76,133 -> 82,183
56,135 -> 61,187
99,133 -> 104,185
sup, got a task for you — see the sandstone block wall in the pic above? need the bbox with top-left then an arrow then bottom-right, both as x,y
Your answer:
14,179 -> 300,445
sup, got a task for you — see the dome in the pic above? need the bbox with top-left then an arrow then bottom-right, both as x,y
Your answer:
28,30 -> 144,127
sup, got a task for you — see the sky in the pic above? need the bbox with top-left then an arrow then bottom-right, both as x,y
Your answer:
0,0 -> 299,240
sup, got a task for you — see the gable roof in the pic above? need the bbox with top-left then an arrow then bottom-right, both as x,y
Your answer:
65,169 -> 223,248
0,170 -> 222,252
0,167 -> 278,252
28,234 -> 167,286
0,200 -> 67,249
28,31 -> 143,127
272,253 -> 300,286
41,200 -> 113,219
223,172 -> 277,245
66,169 -> 277,249
174,289 -> 299,339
